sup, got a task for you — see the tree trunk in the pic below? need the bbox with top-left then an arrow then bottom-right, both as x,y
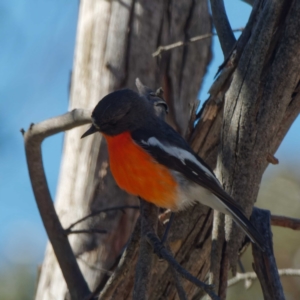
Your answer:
35,1 -> 212,299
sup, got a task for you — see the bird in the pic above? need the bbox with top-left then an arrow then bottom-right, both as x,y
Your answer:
81,88 -> 265,251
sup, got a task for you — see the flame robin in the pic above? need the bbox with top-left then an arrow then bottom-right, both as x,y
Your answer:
82,88 -> 265,251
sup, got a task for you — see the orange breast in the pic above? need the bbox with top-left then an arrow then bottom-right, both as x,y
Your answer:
103,132 -> 177,209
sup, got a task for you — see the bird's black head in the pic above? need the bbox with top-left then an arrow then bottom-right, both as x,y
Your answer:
81,89 -> 153,138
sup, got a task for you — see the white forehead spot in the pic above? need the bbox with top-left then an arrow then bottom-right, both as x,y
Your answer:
92,117 -> 100,129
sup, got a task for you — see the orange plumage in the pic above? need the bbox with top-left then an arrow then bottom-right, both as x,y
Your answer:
103,132 -> 177,209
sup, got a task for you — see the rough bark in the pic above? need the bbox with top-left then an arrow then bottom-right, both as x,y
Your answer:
221,0 -> 300,260
35,1 -> 212,299
210,0 -> 300,297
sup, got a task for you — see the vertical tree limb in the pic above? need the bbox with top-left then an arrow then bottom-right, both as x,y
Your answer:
210,0 -> 236,57
98,218 -> 141,300
133,200 -> 158,300
23,110 -> 92,300
214,0 -> 300,298
251,208 -> 285,300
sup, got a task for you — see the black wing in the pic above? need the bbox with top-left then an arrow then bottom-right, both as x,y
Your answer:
131,120 -> 266,251
131,121 -> 242,211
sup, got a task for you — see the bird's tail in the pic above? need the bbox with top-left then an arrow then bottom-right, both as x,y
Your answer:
216,194 -> 266,252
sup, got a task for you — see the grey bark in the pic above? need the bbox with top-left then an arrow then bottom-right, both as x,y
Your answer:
208,0 -> 300,298
24,110 -> 92,300
219,0 -> 300,267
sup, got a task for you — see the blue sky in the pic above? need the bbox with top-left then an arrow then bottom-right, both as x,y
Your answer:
1,0 -> 299,267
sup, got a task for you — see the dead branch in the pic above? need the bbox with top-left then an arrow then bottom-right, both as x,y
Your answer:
204,3 -> 267,290
228,269 -> 300,288
209,1 -> 300,298
251,208 -> 285,300
23,109 -> 92,300
169,264 -> 188,300
78,257 -> 113,276
210,0 -> 236,57
146,231 -> 220,300
66,229 -> 107,235
133,200 -> 158,300
271,215 -> 300,230
152,28 -> 243,57
98,218 -> 141,300
66,205 -> 140,231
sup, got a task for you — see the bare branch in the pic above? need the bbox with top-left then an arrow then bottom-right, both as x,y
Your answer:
66,205 -> 140,231
169,266 -> 188,300
78,257 -> 113,276
23,109 -> 92,300
66,229 -> 107,235
271,215 -> 300,230
152,29 -> 243,57
24,109 -> 91,140
133,200 -> 158,300
251,208 -> 285,300
146,231 -> 220,300
98,218 -> 141,299
210,0 -> 236,57
241,0 -> 255,6
228,269 -> 300,287
210,1 -> 300,297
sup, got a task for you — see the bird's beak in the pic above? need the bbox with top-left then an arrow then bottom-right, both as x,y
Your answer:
81,124 -> 98,138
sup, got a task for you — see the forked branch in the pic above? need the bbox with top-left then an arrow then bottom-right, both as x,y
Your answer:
228,269 -> 300,288
22,109 -> 92,300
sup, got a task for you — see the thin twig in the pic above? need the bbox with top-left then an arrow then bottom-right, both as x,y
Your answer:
146,231 -> 220,300
238,259 -> 253,289
210,0 -> 236,57
23,109 -> 92,300
98,218 -> 141,299
271,215 -> 300,230
66,205 -> 140,231
171,269 -> 188,300
152,28 -> 243,57
228,269 -> 300,287
66,229 -> 107,235
78,257 -> 113,275
133,200 -> 158,300
166,242 -> 188,300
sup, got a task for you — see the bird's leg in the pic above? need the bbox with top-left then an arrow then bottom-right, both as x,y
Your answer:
161,212 -> 175,244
